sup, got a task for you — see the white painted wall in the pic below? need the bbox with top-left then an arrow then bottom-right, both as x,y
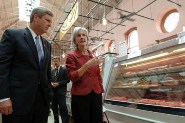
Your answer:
89,0 -> 185,54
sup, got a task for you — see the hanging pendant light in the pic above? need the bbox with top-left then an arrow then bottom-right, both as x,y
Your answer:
102,4 -> 107,25
102,16 -> 107,25
62,50 -> 65,58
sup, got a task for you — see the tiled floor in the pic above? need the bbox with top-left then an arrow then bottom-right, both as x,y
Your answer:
48,109 -> 74,123
48,111 -> 60,123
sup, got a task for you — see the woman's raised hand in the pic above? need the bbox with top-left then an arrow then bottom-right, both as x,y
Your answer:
86,57 -> 104,68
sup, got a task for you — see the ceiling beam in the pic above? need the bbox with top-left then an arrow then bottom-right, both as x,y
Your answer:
136,0 -> 157,13
166,0 -> 181,6
88,0 -> 154,21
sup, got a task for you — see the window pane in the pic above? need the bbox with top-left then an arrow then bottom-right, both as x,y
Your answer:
128,30 -> 139,53
164,12 -> 179,32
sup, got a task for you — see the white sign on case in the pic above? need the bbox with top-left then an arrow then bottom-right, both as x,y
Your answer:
118,41 -> 127,57
178,31 -> 185,44
127,50 -> 141,59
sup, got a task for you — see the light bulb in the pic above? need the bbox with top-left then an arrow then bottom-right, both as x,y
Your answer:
62,51 -> 65,58
102,17 -> 107,25
102,4 -> 107,26
62,53 -> 65,58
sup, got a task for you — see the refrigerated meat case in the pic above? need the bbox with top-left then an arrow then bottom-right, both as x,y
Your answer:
102,35 -> 185,123
66,81 -> 72,116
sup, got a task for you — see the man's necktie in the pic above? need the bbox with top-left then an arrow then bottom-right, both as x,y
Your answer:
35,36 -> 44,63
55,68 -> 59,81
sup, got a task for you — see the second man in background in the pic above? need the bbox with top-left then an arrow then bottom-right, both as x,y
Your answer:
51,57 -> 70,123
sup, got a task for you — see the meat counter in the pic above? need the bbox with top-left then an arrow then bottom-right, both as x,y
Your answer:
102,35 -> 185,123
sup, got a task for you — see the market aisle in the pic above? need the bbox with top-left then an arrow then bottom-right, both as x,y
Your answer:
48,110 -> 62,123
48,110 -> 73,123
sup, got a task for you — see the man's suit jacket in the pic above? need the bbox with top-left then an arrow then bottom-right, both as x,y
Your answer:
0,28 -> 53,115
51,66 -> 70,95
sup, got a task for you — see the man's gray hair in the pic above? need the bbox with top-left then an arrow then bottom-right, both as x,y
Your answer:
30,6 -> 53,22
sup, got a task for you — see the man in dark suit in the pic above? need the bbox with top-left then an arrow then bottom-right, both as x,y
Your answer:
51,57 -> 70,123
0,7 -> 54,123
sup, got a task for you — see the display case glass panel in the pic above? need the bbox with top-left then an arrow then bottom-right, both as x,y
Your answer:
105,43 -> 185,116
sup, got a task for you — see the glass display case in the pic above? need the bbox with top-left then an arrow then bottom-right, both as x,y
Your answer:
103,36 -> 185,122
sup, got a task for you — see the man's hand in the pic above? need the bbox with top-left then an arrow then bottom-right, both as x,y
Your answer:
0,99 -> 13,115
51,82 -> 60,87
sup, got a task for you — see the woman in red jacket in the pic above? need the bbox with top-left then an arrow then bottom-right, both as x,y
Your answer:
66,27 -> 104,123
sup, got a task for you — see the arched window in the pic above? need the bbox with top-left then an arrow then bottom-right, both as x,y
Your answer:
161,9 -> 179,33
125,27 -> 139,53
